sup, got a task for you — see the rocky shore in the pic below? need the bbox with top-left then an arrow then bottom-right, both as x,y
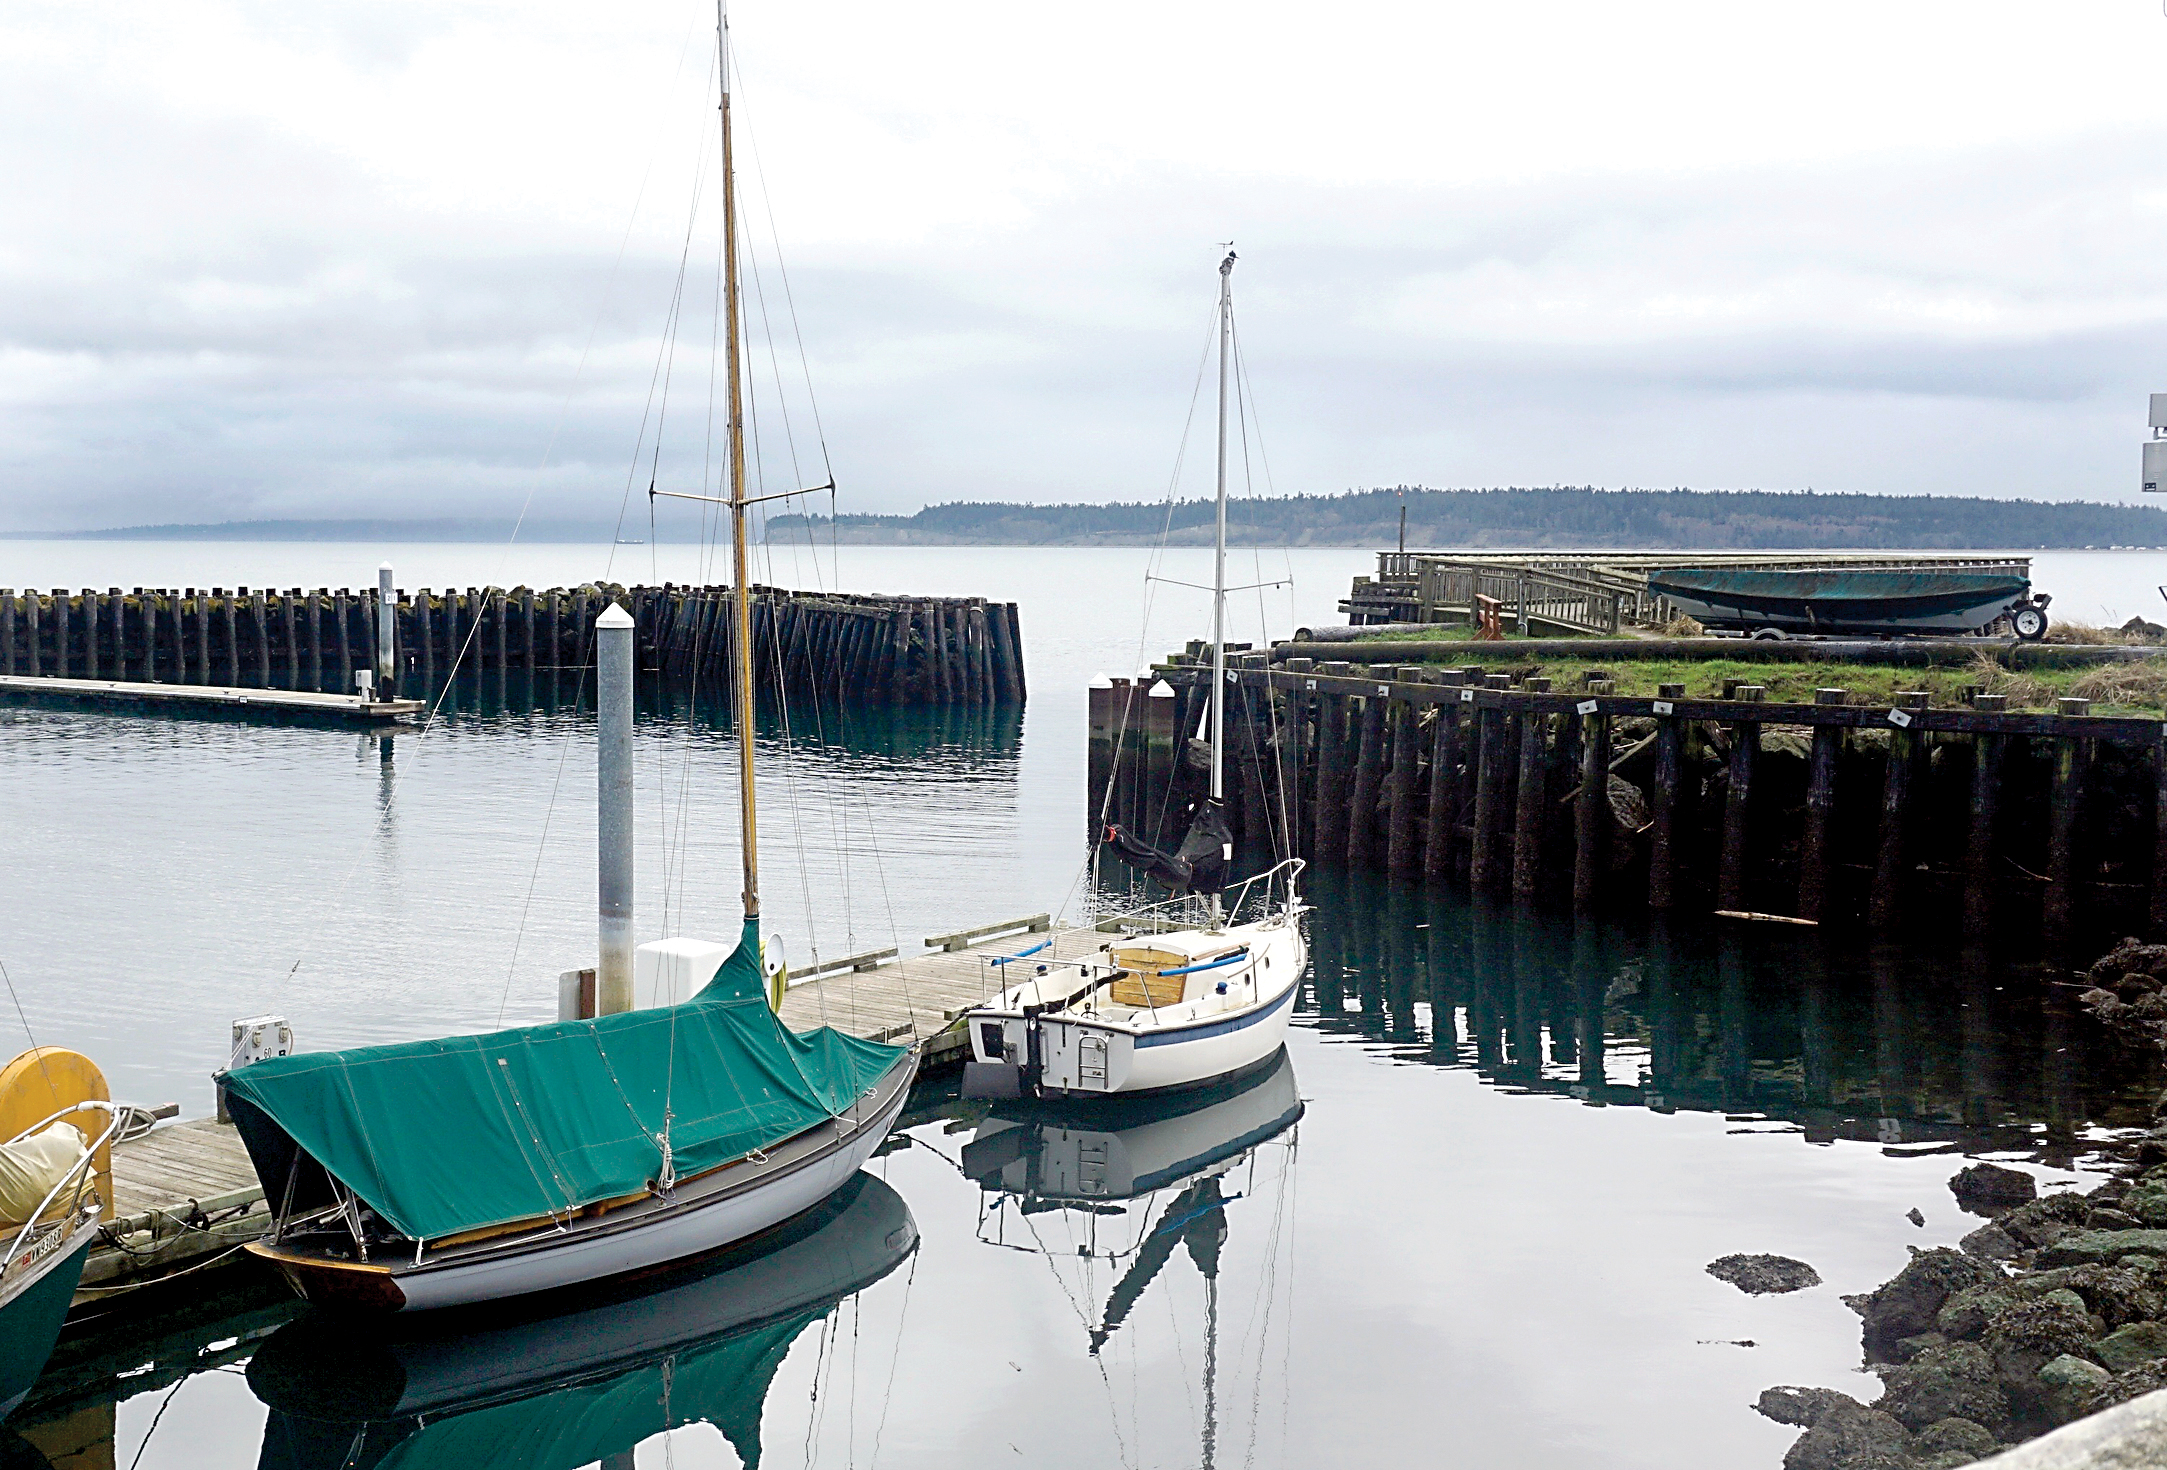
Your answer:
1759,1157 -> 2167,1468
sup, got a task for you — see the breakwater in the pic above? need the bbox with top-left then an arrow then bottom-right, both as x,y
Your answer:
0,583 -> 1023,707
1090,645 -> 2167,938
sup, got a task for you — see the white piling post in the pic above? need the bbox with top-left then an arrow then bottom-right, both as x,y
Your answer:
376,563 -> 396,699
596,602 -> 636,1015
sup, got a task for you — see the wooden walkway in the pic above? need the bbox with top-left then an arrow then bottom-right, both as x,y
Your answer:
0,675 -> 421,722
82,1118 -> 273,1304
777,916 -> 1102,1062
84,912 -> 1095,1310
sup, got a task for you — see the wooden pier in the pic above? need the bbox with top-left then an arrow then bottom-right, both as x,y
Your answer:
1,582 -> 1024,711
84,912 -> 1080,1311
0,675 -> 421,722
1339,550 -> 2036,634
1093,646 -> 2167,941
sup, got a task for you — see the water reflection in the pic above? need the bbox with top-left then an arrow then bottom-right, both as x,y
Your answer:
249,1172 -> 914,1470
412,672 -> 1025,763
1295,871 -> 2159,1165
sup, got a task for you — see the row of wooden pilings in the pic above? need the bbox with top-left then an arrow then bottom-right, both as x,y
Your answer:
0,583 -> 1023,707
1088,652 -> 2167,938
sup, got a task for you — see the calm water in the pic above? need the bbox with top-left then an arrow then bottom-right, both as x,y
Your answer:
0,544 -> 2161,1470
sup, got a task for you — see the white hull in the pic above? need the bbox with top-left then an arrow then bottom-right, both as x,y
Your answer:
255,1051 -> 918,1312
402,1077 -> 908,1310
966,913 -> 1305,1098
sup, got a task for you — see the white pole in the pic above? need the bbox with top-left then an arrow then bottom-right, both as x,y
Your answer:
596,603 -> 636,1015
376,563 -> 396,699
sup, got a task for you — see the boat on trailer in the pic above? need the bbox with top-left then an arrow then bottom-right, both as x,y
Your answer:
965,252 -> 1307,1102
1645,564 -> 2051,639
221,0 -> 917,1314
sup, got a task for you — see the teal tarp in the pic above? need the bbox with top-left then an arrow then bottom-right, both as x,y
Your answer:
219,920 -> 905,1241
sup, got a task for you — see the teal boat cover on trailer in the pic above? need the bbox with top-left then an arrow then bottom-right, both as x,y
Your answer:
218,919 -> 906,1242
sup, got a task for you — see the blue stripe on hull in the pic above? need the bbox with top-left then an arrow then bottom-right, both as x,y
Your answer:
1133,977 -> 1298,1049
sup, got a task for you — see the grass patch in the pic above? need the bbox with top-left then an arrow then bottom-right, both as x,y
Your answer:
1380,653 -> 2167,716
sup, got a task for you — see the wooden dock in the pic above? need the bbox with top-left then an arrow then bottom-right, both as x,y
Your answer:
84,912 -> 1089,1310
1,581 -> 1023,710
1097,647 -> 2167,940
777,913 -> 1102,1061
0,675 -> 421,722
81,1117 -> 275,1306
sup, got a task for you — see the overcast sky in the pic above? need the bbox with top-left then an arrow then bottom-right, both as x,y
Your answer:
6,1 -> 2167,531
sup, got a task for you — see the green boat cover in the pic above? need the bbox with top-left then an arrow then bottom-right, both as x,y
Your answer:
218,919 -> 906,1242
371,1308 -> 810,1470
256,1308 -> 813,1470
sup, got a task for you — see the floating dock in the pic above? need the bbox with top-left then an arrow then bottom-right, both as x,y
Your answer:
0,675 -> 421,722
84,912 -> 1085,1311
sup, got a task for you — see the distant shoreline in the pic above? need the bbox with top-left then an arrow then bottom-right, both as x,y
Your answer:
8,485 -> 2167,550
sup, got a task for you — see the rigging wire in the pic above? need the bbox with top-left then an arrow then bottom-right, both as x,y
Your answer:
495,56 -> 719,1025
1058,285 -> 1222,930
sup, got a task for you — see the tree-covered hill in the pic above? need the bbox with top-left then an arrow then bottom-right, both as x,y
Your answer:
766,486 -> 2167,549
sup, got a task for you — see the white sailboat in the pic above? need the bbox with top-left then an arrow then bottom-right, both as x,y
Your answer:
964,253 -> 1307,1100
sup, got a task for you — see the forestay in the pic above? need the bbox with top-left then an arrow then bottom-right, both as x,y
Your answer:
219,920 -> 904,1242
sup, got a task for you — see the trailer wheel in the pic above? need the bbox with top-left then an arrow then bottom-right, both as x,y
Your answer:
2012,605 -> 2048,641
1750,627 -> 1786,641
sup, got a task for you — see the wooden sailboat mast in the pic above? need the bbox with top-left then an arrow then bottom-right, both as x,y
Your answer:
717,0 -> 758,923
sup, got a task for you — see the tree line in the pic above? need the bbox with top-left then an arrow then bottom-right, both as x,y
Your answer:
765,486 -> 2167,549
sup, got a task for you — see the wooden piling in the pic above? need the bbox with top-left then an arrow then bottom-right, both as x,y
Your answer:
250,591 -> 270,687
2044,697 -> 2090,941
1511,679 -> 1551,900
1717,685 -> 1764,913
1648,683 -> 1684,911
220,590 -> 239,686
331,590 -> 352,694
84,590 -> 102,680
278,591 -> 296,690
1966,695 -> 2007,936
1386,673 -> 1422,877
1143,678 -> 1179,845
1347,678 -> 1388,869
1799,688 -> 1844,923
1573,682 -> 1612,912
1470,679 -> 1511,891
1314,683 -> 1351,864
1424,673 -> 1466,883
0,591 -> 13,677
1870,691 -> 1931,931
193,591 -> 210,685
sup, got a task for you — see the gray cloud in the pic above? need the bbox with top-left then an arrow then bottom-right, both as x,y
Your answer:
7,2 -> 2167,531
